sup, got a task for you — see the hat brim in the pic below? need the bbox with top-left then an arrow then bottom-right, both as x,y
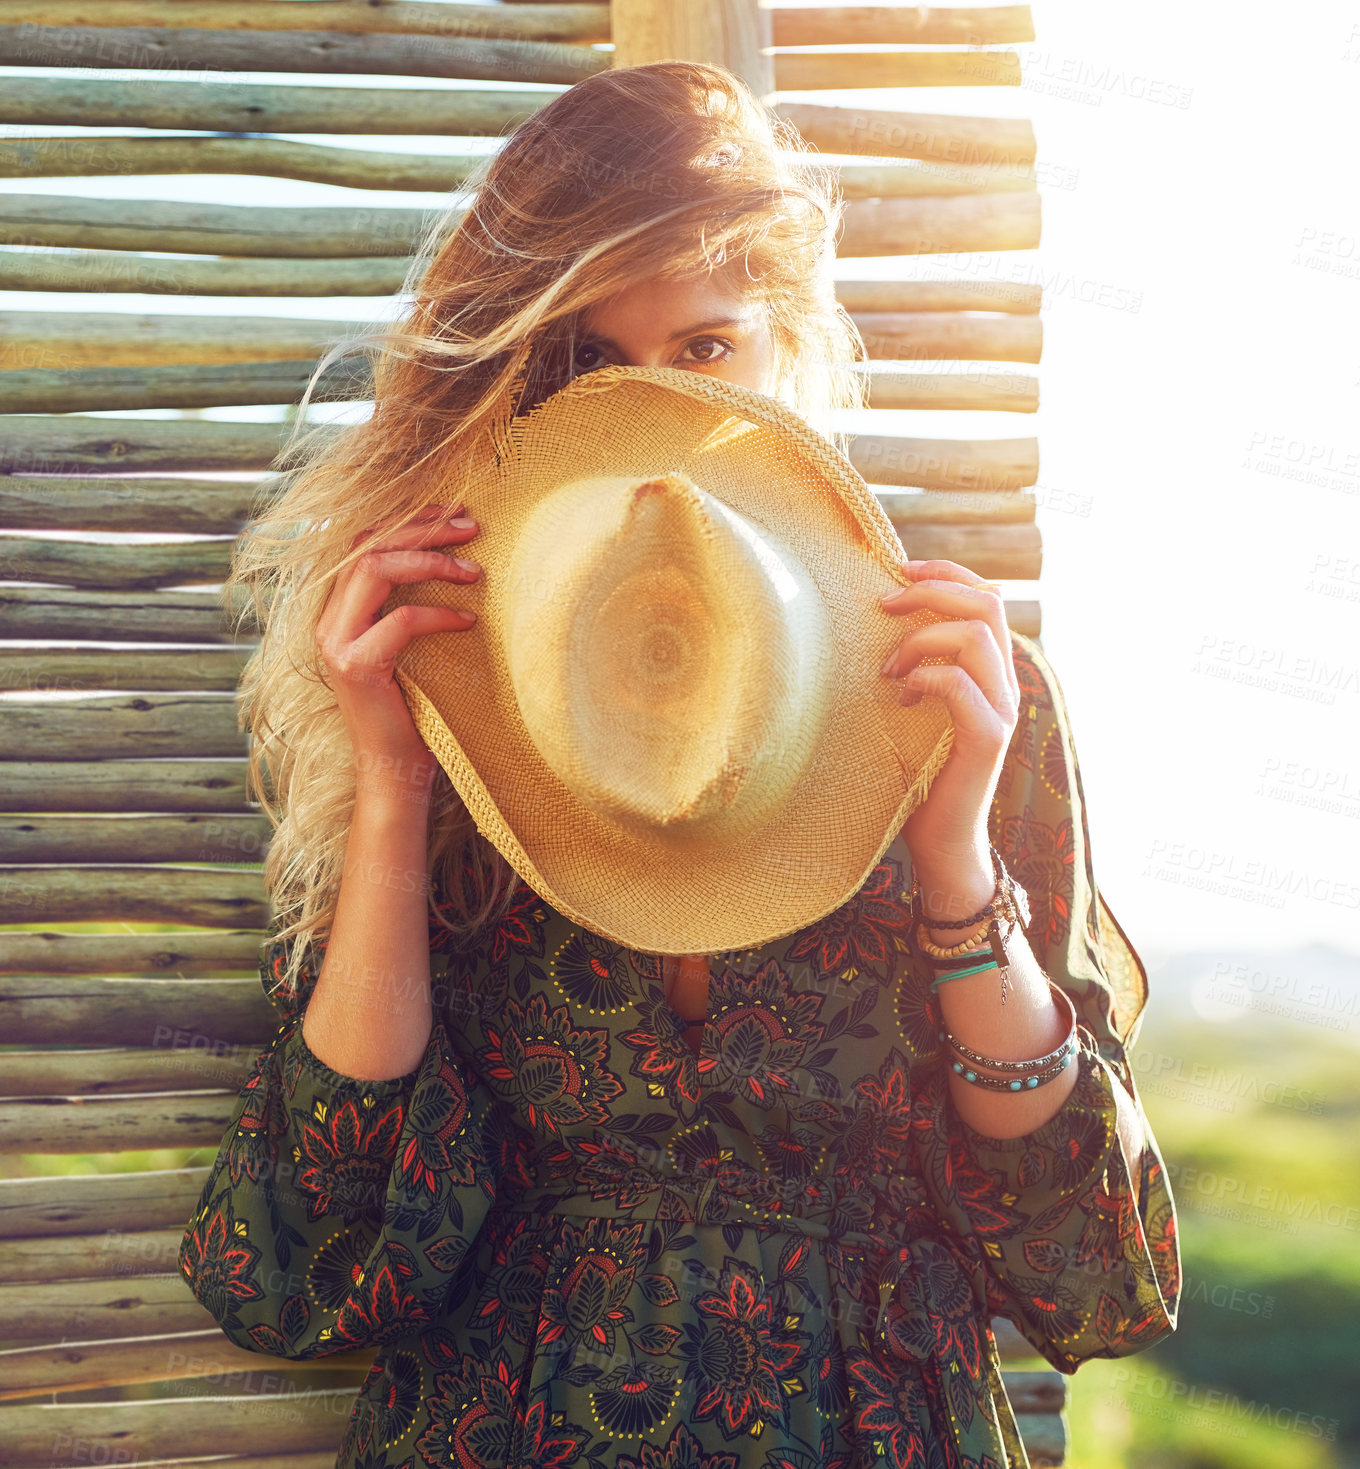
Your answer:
387,364 -> 955,955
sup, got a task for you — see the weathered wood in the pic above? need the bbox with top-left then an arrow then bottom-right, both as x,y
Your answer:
0,694 -> 245,761
0,245 -> 412,295
0,75 -> 558,135
1,135 -> 1034,201
0,1227 -> 186,1283
0,24 -> 606,86
0,649 -> 252,693
0,416 -> 303,472
0,761 -> 256,814
773,5 -> 1034,45
0,476 -> 263,534
0,867 -> 267,927
884,523 -> 1041,579
839,193 -> 1040,257
0,814 -> 272,865
839,280 -> 1041,314
613,0 -> 772,96
0,1332 -> 367,1405
0,1275 -> 228,1342
0,1390 -> 484,1461
0,357 -> 372,412
778,50 -> 1020,90
777,101 -> 1035,165
0,2 -> 612,42
0,587 -> 256,642
0,1167 -> 208,1239
851,435 -> 1038,492
850,312 -> 1043,363
1,1046 -> 257,1098
0,193 -> 430,258
0,534 -> 235,589
0,927 -> 265,977
878,490 -> 1035,525
0,1093 -> 243,1154
0,974 -> 274,1047
861,370 -> 1038,413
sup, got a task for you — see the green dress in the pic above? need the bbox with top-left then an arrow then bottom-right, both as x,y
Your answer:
180,631 -> 1181,1469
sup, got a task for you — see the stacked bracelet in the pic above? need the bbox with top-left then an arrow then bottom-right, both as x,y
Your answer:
939,981 -> 1080,1092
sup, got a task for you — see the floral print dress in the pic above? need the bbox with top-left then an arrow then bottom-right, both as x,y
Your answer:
179,631 -> 1181,1469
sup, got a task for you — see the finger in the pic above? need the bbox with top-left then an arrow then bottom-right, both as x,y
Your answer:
896,557 -> 996,589
884,619 -> 1018,720
328,547 -> 481,646
881,579 -> 1017,704
900,662 -> 1011,746
327,602 -> 478,686
349,505 -> 478,556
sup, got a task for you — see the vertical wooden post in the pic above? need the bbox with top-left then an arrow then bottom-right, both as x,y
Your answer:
610,0 -> 774,101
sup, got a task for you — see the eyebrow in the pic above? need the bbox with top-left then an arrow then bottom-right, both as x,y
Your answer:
579,314 -> 754,356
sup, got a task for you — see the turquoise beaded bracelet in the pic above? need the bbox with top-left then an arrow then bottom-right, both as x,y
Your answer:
939,980 -> 1080,1092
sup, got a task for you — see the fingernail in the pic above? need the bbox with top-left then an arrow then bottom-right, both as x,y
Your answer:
881,650 -> 900,677
449,516 -> 477,529
454,557 -> 480,573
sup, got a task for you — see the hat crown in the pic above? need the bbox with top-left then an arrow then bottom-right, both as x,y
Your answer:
502,472 -> 835,840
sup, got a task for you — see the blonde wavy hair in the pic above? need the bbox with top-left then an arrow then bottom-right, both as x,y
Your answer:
229,60 -> 869,1006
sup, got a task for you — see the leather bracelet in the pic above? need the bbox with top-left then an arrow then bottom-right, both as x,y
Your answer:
949,1048 -> 1075,1092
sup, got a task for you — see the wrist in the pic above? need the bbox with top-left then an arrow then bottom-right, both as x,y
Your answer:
911,843 -> 995,940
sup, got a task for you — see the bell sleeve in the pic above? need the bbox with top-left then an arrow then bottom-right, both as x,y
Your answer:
908,629 -> 1182,1373
178,909 -> 512,1360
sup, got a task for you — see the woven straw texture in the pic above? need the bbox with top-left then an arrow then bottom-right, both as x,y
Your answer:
386,364 -> 956,954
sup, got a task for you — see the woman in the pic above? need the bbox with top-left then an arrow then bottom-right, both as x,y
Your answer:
180,61 -> 1179,1469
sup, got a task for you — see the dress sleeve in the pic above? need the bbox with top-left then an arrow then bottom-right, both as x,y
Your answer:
178,909 -> 513,1360
909,630 -> 1181,1373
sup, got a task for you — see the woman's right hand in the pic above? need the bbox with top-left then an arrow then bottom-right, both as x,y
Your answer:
315,500 -> 483,803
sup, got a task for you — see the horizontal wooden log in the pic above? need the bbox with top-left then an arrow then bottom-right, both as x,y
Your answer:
0,814 -> 272,864
0,475 -> 262,534
839,192 -> 1040,257
0,356 -> 372,412
0,1331 -> 366,1406
885,523 -> 1042,579
879,490 -> 1035,525
0,533 -> 234,589
0,761 -> 256,814
0,649 -> 252,693
0,927 -> 265,977
861,369 -> 1038,412
0,2 -> 611,42
0,192 -> 430,259
0,1226 -> 185,1283
851,311 -> 1042,363
0,75 -> 558,136
773,5 -> 1034,45
840,280 -> 1041,314
852,436 -> 1037,492
0,245 -> 412,295
1,135 -> 1034,201
0,24 -> 606,86
1,1046 -> 257,1098
0,587 -> 256,641
777,102 -> 1035,165
0,867 -> 267,926
0,1389 -> 461,1461
0,1092 -> 242,1154
776,49 -> 1020,90
0,416 -> 298,472
0,1166 -> 208,1239
0,1274 -> 224,1343
0,694 -> 245,761
0,974 -> 273,1047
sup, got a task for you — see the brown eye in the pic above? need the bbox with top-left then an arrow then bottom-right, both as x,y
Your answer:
683,338 -> 733,365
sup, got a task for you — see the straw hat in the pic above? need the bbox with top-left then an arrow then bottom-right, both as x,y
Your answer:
383,363 -> 956,955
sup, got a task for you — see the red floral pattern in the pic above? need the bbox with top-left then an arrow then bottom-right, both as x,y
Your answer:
181,632 -> 1180,1467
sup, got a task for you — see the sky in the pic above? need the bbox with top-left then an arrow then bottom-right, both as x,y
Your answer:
3,0 -> 1358,964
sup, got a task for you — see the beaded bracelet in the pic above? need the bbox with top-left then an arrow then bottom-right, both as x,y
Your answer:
940,981 -> 1080,1092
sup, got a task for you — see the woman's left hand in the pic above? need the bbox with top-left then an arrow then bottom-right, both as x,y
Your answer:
879,558 -> 1021,870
